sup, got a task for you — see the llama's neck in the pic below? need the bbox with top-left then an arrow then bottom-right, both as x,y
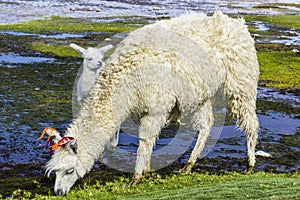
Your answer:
68,54 -> 135,175
67,103 -> 120,175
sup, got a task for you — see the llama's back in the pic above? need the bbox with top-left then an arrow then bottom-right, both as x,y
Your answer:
154,11 -> 259,132
98,23 -> 226,117
108,19 -> 229,87
94,11 -> 258,124
156,11 -> 259,91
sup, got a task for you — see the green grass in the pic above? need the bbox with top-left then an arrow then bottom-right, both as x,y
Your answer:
253,3 -> 300,10
257,50 -> 300,88
4,172 -> 300,199
127,174 -> 300,200
0,16 -> 142,34
31,42 -> 82,58
244,15 -> 300,29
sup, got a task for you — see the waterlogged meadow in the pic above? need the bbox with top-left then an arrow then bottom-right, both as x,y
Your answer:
0,1 -> 299,199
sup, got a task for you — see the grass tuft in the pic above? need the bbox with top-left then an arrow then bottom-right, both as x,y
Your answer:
257,50 -> 300,88
31,42 -> 81,58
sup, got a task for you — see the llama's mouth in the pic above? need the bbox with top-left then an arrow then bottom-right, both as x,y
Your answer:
55,189 -> 66,196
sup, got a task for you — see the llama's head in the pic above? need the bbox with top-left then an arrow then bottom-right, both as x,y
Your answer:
45,135 -> 84,196
70,43 -> 114,105
70,43 -> 113,71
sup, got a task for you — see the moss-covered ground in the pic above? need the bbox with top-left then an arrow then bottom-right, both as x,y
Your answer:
0,16 -> 145,34
257,50 -> 300,88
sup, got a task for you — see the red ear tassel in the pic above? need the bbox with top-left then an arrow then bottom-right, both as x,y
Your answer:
50,136 -> 77,151
38,127 -> 77,155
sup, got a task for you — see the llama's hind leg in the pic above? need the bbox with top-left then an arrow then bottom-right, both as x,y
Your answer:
228,96 -> 259,172
243,111 -> 259,173
129,114 -> 167,186
180,100 -> 214,173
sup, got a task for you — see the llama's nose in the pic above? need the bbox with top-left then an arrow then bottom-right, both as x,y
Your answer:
55,189 -> 65,196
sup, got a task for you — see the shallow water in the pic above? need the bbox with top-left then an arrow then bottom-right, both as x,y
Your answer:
0,0 -> 299,177
0,0 -> 300,24
0,52 -> 56,65
1,31 -> 86,39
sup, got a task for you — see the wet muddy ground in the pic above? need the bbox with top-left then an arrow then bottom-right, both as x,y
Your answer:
0,0 -> 299,184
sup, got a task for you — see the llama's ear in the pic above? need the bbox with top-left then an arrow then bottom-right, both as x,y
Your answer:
70,43 -> 87,57
100,44 -> 113,53
70,140 -> 78,154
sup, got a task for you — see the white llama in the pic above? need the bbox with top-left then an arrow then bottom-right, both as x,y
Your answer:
70,43 -> 119,150
44,11 -> 259,196
70,43 -> 113,105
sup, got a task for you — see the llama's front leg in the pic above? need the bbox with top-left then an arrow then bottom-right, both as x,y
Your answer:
129,115 -> 165,186
129,115 -> 166,185
180,100 -> 213,174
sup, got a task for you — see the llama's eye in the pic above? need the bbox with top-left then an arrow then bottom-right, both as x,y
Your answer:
66,168 -> 74,175
98,61 -> 103,67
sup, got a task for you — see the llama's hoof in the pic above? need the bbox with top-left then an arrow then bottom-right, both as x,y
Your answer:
127,178 -> 140,186
179,165 -> 192,174
244,166 -> 254,174
127,174 -> 142,186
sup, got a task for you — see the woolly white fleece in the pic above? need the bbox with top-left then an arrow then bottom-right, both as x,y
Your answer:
46,11 -> 259,195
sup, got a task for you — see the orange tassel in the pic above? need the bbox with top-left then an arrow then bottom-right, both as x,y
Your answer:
38,127 -> 57,141
50,136 -> 77,151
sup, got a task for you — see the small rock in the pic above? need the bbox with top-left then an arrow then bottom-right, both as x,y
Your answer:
292,48 -> 299,54
255,150 -> 272,158
96,8 -> 101,12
